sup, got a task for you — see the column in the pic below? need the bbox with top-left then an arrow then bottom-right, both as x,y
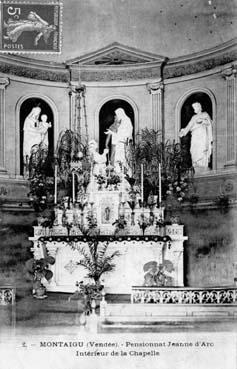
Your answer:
0,77 -> 9,175
222,66 -> 237,166
146,81 -> 164,136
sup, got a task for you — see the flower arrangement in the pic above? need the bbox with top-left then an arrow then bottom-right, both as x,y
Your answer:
107,173 -> 121,187
163,174 -> 190,202
28,173 -> 54,211
138,213 -> 151,235
95,174 -> 106,189
113,215 -> 127,235
76,281 -> 103,314
84,213 -> 100,237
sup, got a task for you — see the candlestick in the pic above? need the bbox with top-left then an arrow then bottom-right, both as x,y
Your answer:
159,163 -> 162,206
72,171 -> 75,203
141,164 -> 144,205
54,164 -> 57,205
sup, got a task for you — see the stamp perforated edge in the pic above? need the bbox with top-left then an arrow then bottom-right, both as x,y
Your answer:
0,1 -> 63,54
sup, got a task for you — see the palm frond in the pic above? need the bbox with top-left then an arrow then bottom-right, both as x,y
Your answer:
76,240 -> 120,283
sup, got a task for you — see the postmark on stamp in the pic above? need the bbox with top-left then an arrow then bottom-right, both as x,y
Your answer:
0,1 -> 62,53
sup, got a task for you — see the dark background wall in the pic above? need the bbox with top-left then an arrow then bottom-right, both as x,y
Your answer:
0,210 -> 36,295
182,207 -> 237,287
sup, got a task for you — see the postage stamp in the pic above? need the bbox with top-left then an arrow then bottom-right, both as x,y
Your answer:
0,1 -> 62,53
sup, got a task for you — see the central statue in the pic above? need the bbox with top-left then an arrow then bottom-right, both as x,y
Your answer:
105,108 -> 133,171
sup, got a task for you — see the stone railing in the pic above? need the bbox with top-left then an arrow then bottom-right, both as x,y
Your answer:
131,286 -> 237,304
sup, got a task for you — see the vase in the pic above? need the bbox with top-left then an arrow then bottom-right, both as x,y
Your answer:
34,285 -> 46,298
79,312 -> 87,326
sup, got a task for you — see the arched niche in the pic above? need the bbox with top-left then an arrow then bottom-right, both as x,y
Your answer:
19,97 -> 54,175
98,99 -> 135,154
176,89 -> 216,171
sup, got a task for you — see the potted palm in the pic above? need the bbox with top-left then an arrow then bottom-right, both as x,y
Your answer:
75,238 -> 120,312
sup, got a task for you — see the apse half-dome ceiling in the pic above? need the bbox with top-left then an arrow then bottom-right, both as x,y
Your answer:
27,0 -> 236,63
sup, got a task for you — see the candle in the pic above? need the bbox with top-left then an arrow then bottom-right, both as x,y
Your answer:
72,171 -> 75,203
78,61 -> 81,86
159,163 -> 162,206
54,164 -> 57,205
141,164 -> 144,204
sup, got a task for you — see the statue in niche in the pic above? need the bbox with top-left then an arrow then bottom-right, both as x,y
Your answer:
105,108 -> 133,171
179,102 -> 212,172
23,107 -> 51,159
143,260 -> 175,287
88,140 -> 108,176
38,114 -> 52,147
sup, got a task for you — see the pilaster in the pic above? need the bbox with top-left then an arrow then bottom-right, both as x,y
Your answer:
0,77 -> 10,175
222,65 -> 237,167
146,81 -> 164,137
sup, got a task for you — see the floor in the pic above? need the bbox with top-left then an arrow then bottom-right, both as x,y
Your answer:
0,291 -> 237,338
0,292 -> 236,369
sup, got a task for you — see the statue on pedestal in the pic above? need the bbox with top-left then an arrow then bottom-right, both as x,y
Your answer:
88,140 -> 108,176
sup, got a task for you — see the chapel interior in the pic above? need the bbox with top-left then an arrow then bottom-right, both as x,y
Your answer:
0,0 -> 237,334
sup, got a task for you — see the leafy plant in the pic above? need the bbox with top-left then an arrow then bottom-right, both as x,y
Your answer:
28,143 -> 55,211
25,255 -> 55,294
56,130 -> 88,181
75,240 -> 120,284
125,128 -> 193,204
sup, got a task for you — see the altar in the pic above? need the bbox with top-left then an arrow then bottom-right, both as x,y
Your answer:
29,124 -> 188,296
30,225 -> 187,294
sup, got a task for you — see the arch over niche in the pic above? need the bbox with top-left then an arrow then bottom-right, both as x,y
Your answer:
175,88 -> 217,171
16,95 -> 58,176
96,96 -> 138,154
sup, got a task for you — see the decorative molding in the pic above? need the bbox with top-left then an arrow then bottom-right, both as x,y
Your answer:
0,40 -> 234,82
0,63 -> 68,82
146,81 -> 164,95
221,65 -> 237,80
131,286 -> 237,304
78,50 -> 153,66
67,42 -> 166,65
38,234 -> 172,243
77,66 -> 161,82
64,260 -> 79,274
164,50 -> 237,79
0,77 -> 10,89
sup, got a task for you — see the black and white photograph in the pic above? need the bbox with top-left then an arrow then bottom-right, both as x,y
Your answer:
0,1 -> 236,368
